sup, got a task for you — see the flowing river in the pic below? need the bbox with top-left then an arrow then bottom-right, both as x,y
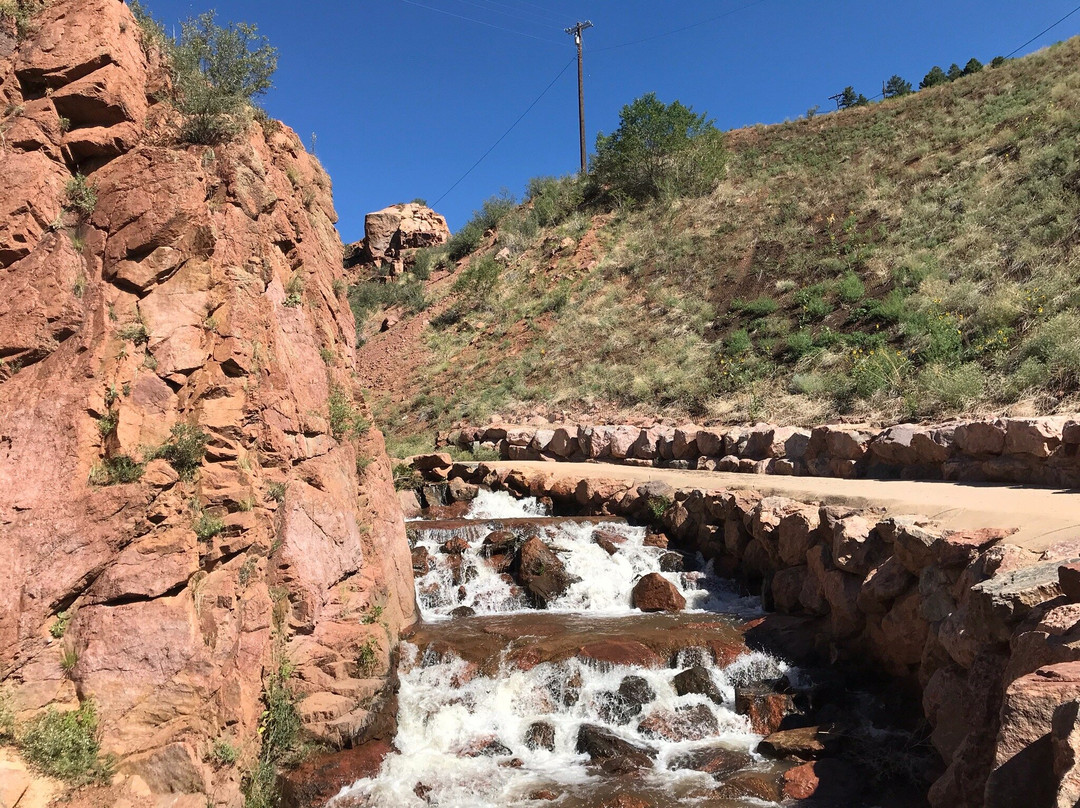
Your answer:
332,490 -> 802,808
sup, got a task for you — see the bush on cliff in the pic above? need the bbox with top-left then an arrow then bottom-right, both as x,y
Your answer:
0,0 -> 46,38
19,702 -> 110,784
130,8 -> 277,145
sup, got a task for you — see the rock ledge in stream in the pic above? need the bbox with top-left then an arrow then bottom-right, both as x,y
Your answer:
631,572 -> 686,612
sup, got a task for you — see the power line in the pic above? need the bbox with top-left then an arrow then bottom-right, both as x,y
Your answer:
461,0 -> 564,28
498,0 -> 565,25
433,57 -> 576,208
445,0 -> 562,32
594,0 -> 770,53
396,0 -> 563,46
1005,2 -> 1080,58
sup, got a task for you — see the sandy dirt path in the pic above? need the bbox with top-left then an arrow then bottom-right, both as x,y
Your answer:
489,461 -> 1080,554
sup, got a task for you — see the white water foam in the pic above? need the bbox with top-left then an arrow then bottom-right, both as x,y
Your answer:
333,643 -> 787,808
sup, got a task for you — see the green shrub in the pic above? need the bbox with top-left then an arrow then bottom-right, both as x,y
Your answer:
49,611 -> 71,640
283,273 -> 304,307
411,247 -> 446,280
446,193 -> 517,260
64,174 -> 98,217
155,423 -> 209,479
526,174 -> 584,227
784,329 -> 816,359
392,462 -> 422,491
732,297 -> 779,318
356,639 -> 379,677
171,11 -> 278,145
451,255 -> 501,307
244,658 -> 301,808
89,455 -> 144,485
836,271 -> 866,303
194,511 -> 225,541
0,0 -> 45,38
592,93 -> 725,202
917,363 -> 984,412
724,329 -> 753,355
19,702 -> 107,783
0,691 -> 14,743
328,386 -> 370,440
118,321 -> 149,345
267,482 -> 287,503
210,738 -> 239,767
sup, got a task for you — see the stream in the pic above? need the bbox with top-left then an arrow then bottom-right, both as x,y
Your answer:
330,491 -> 812,807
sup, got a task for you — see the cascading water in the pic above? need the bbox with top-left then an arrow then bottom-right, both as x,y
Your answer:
334,491 -> 792,808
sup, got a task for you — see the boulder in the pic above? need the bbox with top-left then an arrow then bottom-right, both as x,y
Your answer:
360,203 -> 450,262
631,573 -> 685,612
954,420 -> 1007,456
824,508 -> 881,575
1004,417 -> 1067,458
1053,699 -> 1080,808
608,425 -> 641,459
524,721 -> 556,751
758,726 -> 830,759
638,704 -> 719,742
672,666 -> 725,704
969,558 -> 1072,643
515,537 -> 571,608
986,663 -> 1080,808
734,687 -> 796,735
669,745 -> 750,775
576,725 -> 655,771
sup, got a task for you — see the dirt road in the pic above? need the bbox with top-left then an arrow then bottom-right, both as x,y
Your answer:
490,461 -> 1080,554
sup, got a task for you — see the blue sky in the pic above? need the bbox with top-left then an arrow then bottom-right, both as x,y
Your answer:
139,0 -> 1080,242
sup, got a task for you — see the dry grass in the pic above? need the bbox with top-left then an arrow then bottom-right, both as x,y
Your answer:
368,38 -> 1080,439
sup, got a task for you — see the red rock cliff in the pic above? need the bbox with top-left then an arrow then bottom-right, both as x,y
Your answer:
0,1 -> 416,803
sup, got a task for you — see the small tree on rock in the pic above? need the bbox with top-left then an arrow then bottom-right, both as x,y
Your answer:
172,11 -> 278,144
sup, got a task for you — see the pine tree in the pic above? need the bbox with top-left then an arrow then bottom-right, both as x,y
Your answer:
920,66 -> 948,89
962,57 -> 984,76
947,63 -> 963,81
883,75 -> 913,98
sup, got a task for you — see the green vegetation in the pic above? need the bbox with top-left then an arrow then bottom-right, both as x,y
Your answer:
64,174 -> 98,217
267,481 -> 287,503
0,0 -> 45,38
194,510 -> 225,541
154,423 -> 209,479
0,690 -> 14,743
356,639 -> 378,677
243,658 -> 301,808
592,93 -> 725,203
49,611 -> 71,639
18,702 -> 110,784
89,455 -> 144,485
360,38 -> 1080,440
210,738 -> 239,767
328,386 -> 370,440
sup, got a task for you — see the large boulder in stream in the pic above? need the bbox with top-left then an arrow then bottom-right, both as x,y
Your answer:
576,724 -> 656,772
515,536 -> 572,608
632,572 -> 686,612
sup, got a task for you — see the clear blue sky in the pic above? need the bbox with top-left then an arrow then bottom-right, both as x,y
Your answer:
139,0 -> 1080,242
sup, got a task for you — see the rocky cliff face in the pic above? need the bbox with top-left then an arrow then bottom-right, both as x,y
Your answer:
0,1 -> 416,804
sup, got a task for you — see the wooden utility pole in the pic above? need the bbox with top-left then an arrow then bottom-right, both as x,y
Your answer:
565,20 -> 593,174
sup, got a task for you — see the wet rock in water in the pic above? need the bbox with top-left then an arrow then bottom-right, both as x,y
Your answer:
673,666 -> 725,704
547,669 -> 583,707
524,721 -> 556,751
441,537 -> 470,555
599,796 -> 651,808
414,783 -> 432,799
658,552 -> 685,572
593,529 -> 621,555
757,726 -> 830,760
460,736 -> 513,757
669,744 -> 751,776
639,703 -> 720,742
483,529 -> 518,556
734,687 -> 797,735
411,546 -> 432,576
714,770 -> 783,802
597,691 -> 643,726
516,536 -> 571,608
449,606 -> 476,619
484,553 -> 513,573
644,531 -> 669,549
577,640 -> 665,669
279,740 -> 393,808
619,675 -> 657,707
447,477 -> 479,502
782,759 -> 862,801
529,790 -> 558,801
576,724 -> 656,770
632,572 -> 686,612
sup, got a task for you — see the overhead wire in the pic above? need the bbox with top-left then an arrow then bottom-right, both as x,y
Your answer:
454,0 -> 565,28
594,0 -> 771,53
432,57 -> 576,207
396,0 -> 564,46
1005,1 -> 1080,57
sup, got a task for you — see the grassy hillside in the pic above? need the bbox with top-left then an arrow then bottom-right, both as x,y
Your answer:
355,38 -> 1080,451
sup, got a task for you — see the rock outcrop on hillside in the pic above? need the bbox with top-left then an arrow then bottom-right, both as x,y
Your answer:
0,2 -> 415,805
343,202 -> 449,268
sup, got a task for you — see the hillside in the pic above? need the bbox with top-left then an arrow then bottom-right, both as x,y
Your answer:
352,37 -> 1080,455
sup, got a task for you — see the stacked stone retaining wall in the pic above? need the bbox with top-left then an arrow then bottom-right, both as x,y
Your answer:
437,416 -> 1080,487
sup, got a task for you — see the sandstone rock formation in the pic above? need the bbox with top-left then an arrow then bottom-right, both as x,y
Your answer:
0,2 -> 415,805
344,202 -> 449,266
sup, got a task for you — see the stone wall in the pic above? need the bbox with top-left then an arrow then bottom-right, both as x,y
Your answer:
438,417 -> 1080,487
422,458 -> 1080,808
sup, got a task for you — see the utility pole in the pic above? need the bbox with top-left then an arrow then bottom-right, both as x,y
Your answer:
565,20 -> 593,174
